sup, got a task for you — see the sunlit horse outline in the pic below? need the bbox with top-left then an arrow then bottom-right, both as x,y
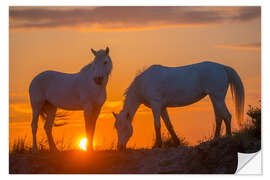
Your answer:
113,61 -> 245,150
29,47 -> 112,152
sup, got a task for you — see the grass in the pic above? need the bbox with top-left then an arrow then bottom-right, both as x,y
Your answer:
10,132 -> 188,154
160,132 -> 189,148
9,135 -> 74,154
10,136 -> 29,153
10,136 -> 48,153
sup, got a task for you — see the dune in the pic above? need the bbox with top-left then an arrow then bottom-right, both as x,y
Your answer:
9,135 -> 260,174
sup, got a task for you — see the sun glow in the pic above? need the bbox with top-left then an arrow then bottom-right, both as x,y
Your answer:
79,138 -> 87,151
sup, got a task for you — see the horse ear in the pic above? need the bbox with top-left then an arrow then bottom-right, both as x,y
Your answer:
112,112 -> 117,118
105,47 -> 109,55
91,48 -> 97,56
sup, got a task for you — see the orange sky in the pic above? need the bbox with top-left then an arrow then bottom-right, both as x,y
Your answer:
9,6 -> 261,149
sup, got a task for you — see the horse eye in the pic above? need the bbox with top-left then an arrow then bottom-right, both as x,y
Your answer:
104,61 -> 107,65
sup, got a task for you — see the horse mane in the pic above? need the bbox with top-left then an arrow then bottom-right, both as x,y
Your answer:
79,50 -> 111,74
123,67 -> 147,102
123,84 -> 134,99
80,63 -> 92,73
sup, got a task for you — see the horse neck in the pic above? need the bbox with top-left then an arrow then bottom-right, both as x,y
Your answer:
79,63 -> 94,77
79,62 -> 110,86
123,93 -> 140,122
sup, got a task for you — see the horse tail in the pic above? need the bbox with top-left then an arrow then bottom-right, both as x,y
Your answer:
225,66 -> 245,127
39,102 -> 68,127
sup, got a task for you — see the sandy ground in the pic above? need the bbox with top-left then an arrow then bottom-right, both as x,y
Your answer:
9,136 -> 260,174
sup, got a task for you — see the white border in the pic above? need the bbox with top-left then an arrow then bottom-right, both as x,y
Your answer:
2,0 -> 268,179
7,0 -> 263,6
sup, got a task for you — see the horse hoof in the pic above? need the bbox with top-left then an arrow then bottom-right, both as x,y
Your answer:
174,139 -> 181,147
86,147 -> 94,152
50,147 -> 58,153
32,148 -> 38,153
153,142 -> 162,149
153,146 -> 162,149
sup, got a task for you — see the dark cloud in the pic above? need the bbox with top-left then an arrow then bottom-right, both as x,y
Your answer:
234,6 -> 261,22
9,6 -> 261,31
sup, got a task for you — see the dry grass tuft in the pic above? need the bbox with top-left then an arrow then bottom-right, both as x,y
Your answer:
9,135 -> 74,154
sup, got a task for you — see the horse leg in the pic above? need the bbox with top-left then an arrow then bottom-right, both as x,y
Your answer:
151,102 -> 162,148
223,107 -> 232,136
161,108 -> 180,146
31,103 -> 42,153
44,105 -> 57,152
84,105 -> 101,151
210,94 -> 232,138
214,117 -> 222,138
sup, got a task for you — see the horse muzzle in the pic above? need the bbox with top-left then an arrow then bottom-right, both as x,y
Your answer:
94,76 -> 104,85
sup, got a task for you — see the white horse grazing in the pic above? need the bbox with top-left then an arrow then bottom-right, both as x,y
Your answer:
29,47 -> 112,152
113,61 -> 245,150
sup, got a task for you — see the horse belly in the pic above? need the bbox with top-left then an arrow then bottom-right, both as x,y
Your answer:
46,84 -> 83,110
161,79 -> 206,107
49,94 -> 83,110
166,92 -> 206,107
57,102 -> 83,110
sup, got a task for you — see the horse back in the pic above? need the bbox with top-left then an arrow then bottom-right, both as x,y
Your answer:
29,71 -> 79,105
133,62 -> 229,107
195,62 -> 229,95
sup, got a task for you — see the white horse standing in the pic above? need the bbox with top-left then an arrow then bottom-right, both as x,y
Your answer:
29,47 -> 112,152
113,61 -> 245,150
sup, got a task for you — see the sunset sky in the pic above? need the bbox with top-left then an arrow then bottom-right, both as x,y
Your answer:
9,6 -> 261,149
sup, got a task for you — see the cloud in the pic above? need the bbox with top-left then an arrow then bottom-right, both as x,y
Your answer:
9,6 -> 260,32
216,42 -> 261,51
10,103 -> 32,114
9,92 -> 28,104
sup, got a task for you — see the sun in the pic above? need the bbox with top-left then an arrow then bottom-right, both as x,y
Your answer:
78,138 -> 87,151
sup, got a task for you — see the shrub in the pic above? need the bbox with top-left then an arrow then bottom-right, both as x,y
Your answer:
233,102 -> 261,139
246,103 -> 261,139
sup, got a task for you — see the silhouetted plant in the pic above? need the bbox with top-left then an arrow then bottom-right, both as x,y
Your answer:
233,101 -> 261,139
197,122 -> 225,144
10,136 -> 30,153
10,135 -> 75,154
53,111 -> 71,126
152,132 -> 189,148
55,136 -> 73,151
246,103 -> 261,139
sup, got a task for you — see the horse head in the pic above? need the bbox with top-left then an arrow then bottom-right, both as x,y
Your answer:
91,47 -> 112,85
113,111 -> 133,151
